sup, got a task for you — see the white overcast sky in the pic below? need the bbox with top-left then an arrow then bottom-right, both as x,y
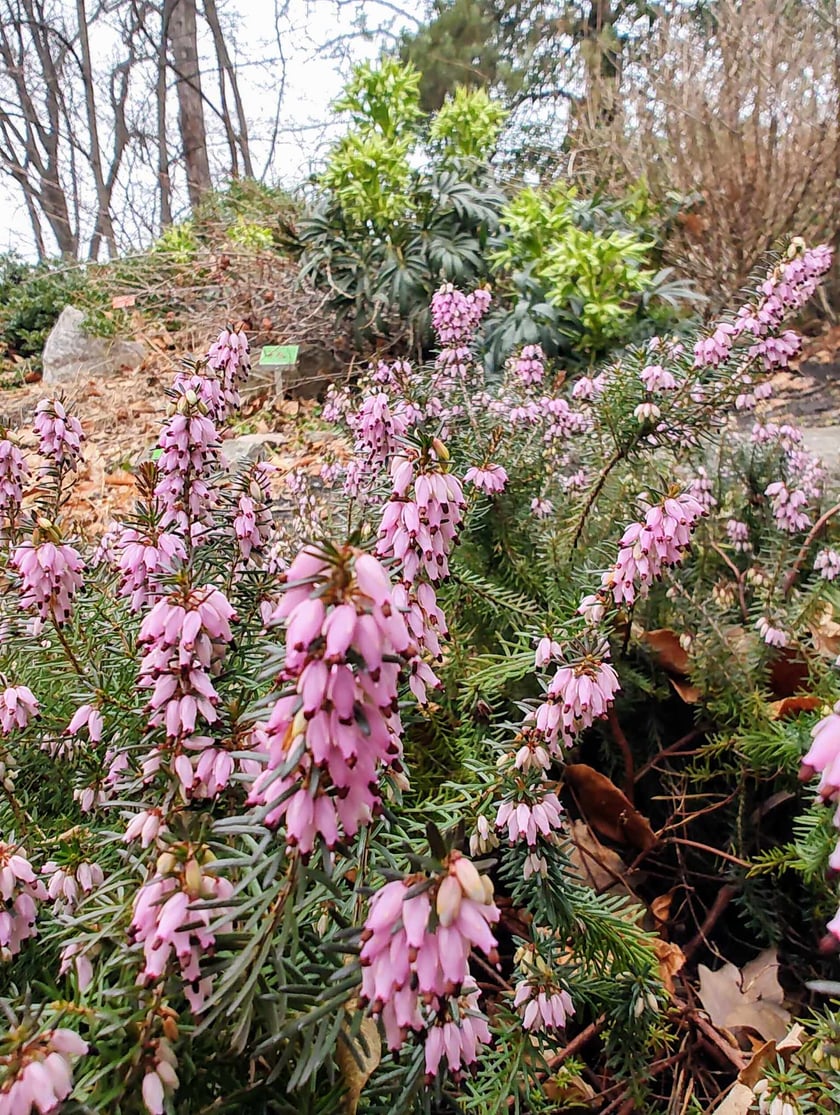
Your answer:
0,0 -> 425,257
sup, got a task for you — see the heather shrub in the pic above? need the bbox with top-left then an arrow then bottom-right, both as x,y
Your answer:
1,242 -> 840,1112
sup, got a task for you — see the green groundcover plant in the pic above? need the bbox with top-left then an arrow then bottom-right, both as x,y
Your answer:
0,242 -> 839,1113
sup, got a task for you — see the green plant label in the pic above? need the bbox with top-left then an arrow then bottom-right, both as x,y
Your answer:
258,345 -> 299,367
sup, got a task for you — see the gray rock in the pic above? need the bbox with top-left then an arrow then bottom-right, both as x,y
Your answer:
42,306 -> 145,384
800,425 -> 840,478
221,433 -> 286,466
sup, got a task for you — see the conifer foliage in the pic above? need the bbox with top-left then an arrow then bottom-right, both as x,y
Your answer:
0,242 -> 839,1112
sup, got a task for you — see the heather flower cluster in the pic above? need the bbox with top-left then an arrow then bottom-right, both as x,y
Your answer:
248,546 -> 411,852
0,687 -> 38,735
375,443 -> 465,700
0,437 -> 29,521
360,853 -> 498,1078
430,283 -> 491,392
34,398 -> 84,469
233,463 -> 273,563
205,324 -> 251,421
11,533 -> 84,626
0,240 -> 836,1113
114,525 -> 187,612
153,384 -> 220,537
513,944 -> 574,1033
510,343 -> 545,386
531,642 -> 620,751
130,851 -> 233,1012
601,490 -> 707,606
0,844 -> 46,958
137,585 -> 236,796
0,1027 -> 87,1115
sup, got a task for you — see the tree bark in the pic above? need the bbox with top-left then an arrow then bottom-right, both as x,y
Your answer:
157,0 -> 173,227
164,0 -> 212,210
76,0 -> 117,259
203,0 -> 254,178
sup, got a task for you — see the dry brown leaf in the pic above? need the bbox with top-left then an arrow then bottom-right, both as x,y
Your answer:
697,948 -> 791,1042
566,818 -> 628,892
650,890 -> 674,933
809,602 -> 840,658
737,1039 -> 777,1088
711,1082 -> 757,1114
768,647 -> 810,698
564,764 -> 656,851
638,627 -> 690,676
105,470 -> 136,488
652,938 -> 685,996
767,695 -> 822,720
669,677 -> 702,703
336,1012 -> 381,1115
543,1073 -> 596,1106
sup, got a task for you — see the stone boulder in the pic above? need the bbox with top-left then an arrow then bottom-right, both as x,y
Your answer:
42,306 -> 145,385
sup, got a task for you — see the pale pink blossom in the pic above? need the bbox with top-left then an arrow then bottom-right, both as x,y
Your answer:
0,687 -> 38,734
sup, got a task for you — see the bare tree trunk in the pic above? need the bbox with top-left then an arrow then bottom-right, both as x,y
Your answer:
202,0 -> 254,178
76,0 -> 117,259
165,0 -> 212,210
157,1 -> 173,227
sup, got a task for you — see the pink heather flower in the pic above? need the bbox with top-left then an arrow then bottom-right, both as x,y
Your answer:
531,498 -> 554,518
59,939 -> 95,991
360,854 -> 498,1059
0,843 -> 47,956
348,391 -> 410,471
693,321 -> 736,367
249,546 -> 411,851
0,1027 -> 87,1115
65,703 -> 103,744
378,452 -> 465,584
512,732 -> 552,774
512,344 -> 545,386
42,859 -> 104,912
206,325 -> 250,420
11,539 -> 84,625
749,330 -> 801,370
137,586 -> 236,795
756,616 -> 788,648
123,808 -> 167,848
113,526 -> 187,612
640,363 -> 677,391
765,481 -> 811,533
634,401 -> 661,423
464,464 -> 508,495
153,382 -> 221,536
495,790 -> 564,846
571,374 -> 606,401
534,647 -> 621,745
0,437 -> 29,519
469,814 -> 500,857
578,593 -> 607,625
430,284 -> 491,346
816,549 -> 840,581
34,398 -> 84,468
535,637 -> 562,669
726,519 -> 752,553
130,860 -> 233,1012
514,979 -> 574,1032
801,702 -> 840,801
233,464 -> 273,562
601,490 -> 706,606
423,980 -> 491,1081
688,469 -> 717,511
0,687 -> 38,734
542,397 -> 589,442
508,400 -> 543,425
